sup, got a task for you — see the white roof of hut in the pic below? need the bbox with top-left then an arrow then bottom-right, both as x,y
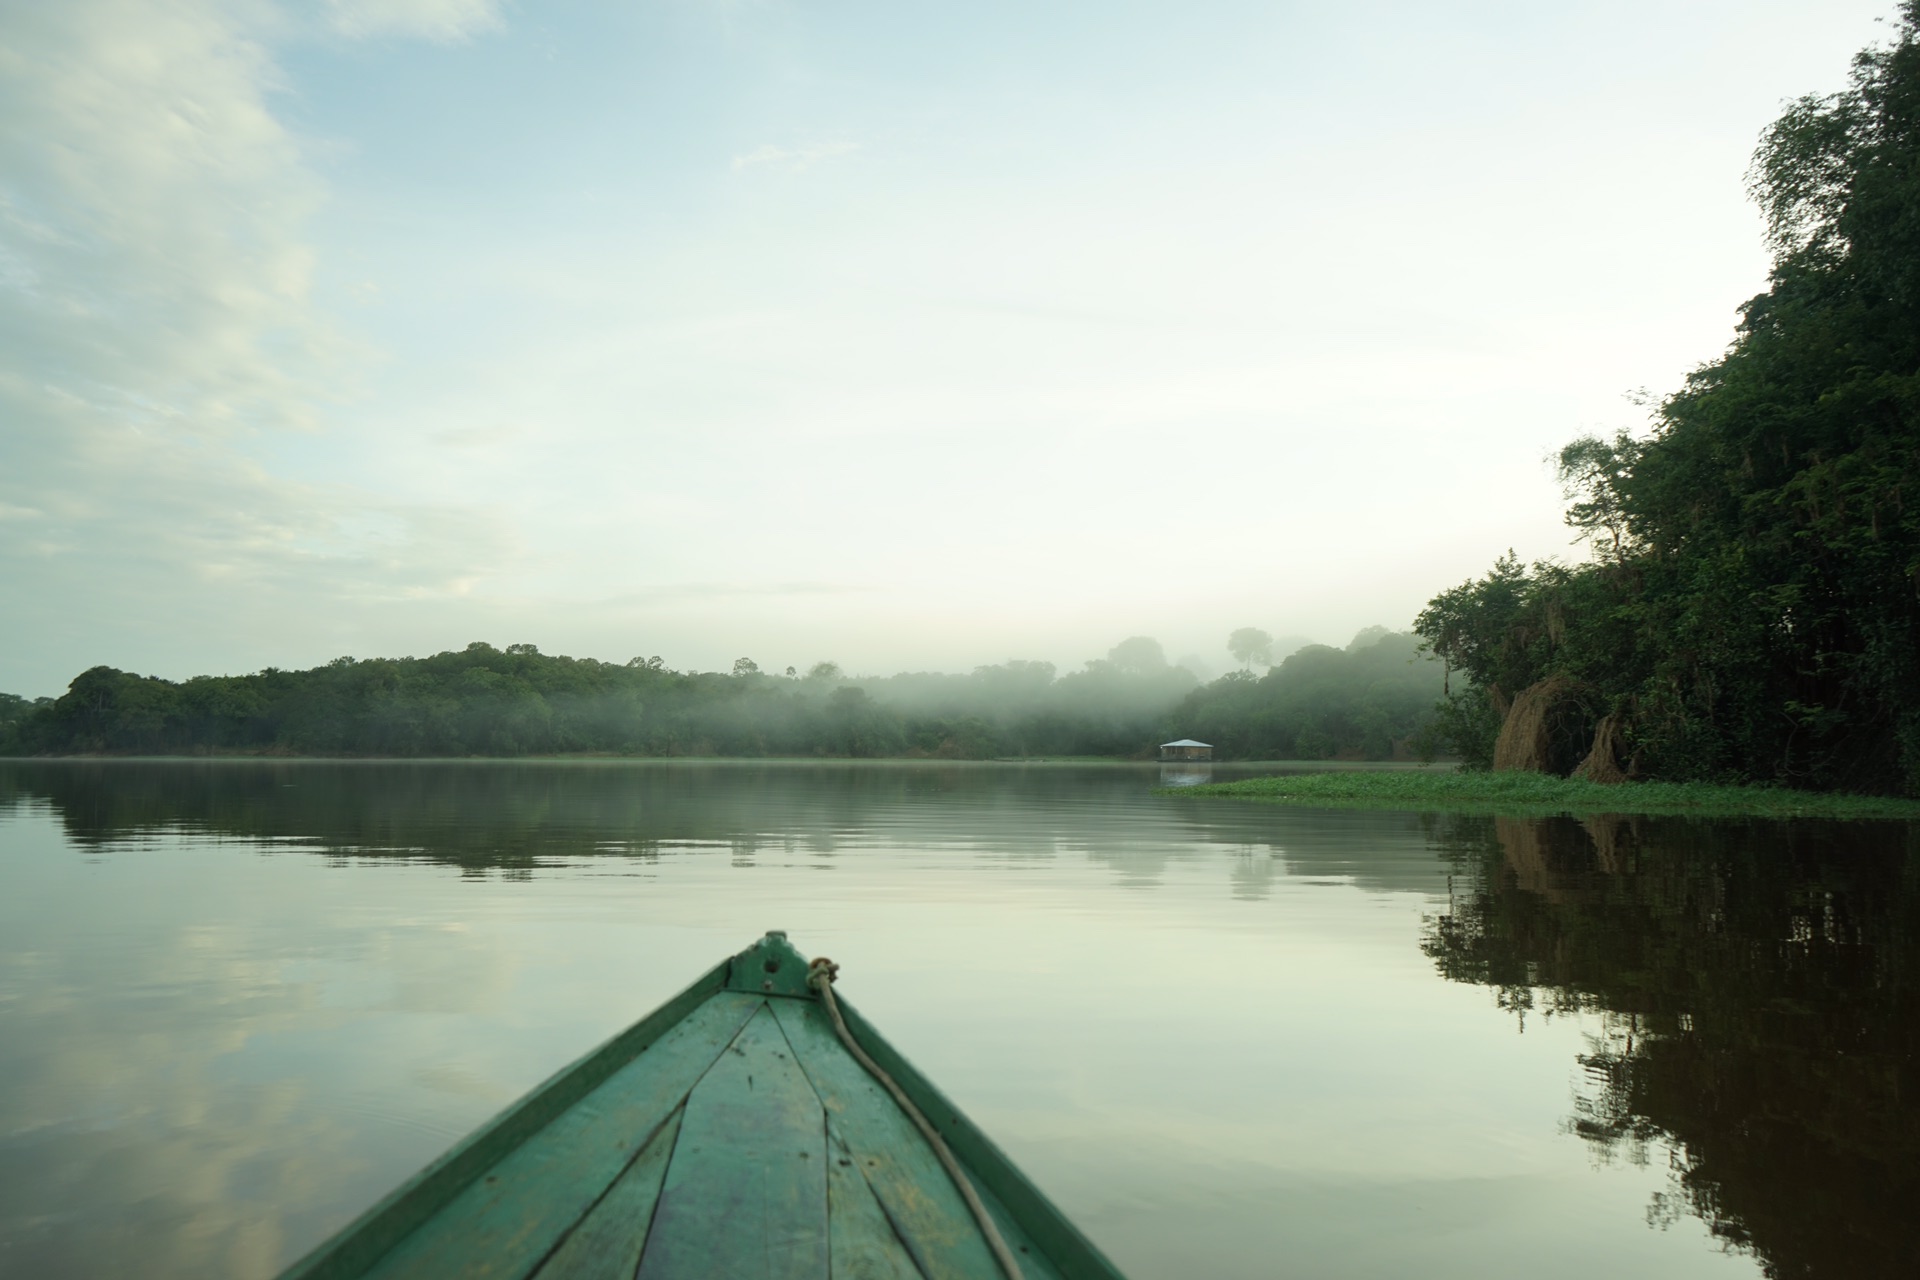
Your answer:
1159,739 -> 1212,748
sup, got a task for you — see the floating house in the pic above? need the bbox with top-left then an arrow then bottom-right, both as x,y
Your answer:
1159,738 -> 1213,762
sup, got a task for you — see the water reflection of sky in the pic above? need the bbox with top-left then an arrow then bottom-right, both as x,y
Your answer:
0,762 -> 1785,1279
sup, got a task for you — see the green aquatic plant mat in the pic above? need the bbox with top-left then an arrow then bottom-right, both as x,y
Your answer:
1177,770 -> 1920,819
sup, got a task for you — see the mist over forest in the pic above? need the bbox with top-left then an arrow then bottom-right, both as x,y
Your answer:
0,628 -> 1442,761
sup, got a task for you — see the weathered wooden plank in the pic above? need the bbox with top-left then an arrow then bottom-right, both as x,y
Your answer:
768,999 -> 1065,1280
361,992 -> 766,1280
826,1126 -> 927,1280
635,1002 -> 830,1280
530,1106 -> 683,1280
280,960 -> 732,1280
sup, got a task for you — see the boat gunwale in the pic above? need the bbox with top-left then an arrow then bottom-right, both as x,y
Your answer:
825,989 -> 1126,1280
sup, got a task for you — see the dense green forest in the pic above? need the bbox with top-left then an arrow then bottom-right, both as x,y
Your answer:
0,630 -> 1440,760
1166,627 -> 1440,760
1417,8 -> 1920,796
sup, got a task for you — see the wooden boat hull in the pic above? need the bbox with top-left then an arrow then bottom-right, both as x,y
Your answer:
278,932 -> 1126,1279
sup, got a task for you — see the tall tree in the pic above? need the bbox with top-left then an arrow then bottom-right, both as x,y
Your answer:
1106,636 -> 1168,674
1227,627 -> 1274,671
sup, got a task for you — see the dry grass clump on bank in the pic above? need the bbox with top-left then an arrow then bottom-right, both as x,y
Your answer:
1177,770 -> 1920,820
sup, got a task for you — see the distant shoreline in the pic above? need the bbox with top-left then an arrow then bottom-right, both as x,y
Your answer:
0,754 -> 1444,768
1178,770 -> 1920,820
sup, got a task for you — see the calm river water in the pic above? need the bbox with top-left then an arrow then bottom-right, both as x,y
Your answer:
0,760 -> 1913,1278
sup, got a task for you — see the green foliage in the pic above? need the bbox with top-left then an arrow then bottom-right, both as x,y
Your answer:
1414,555 -> 1642,769
1418,689 -> 1504,771
1556,431 -> 1644,565
2,639 -> 1207,760
1170,629 -> 1443,760
1186,769 -> 1920,819
1415,553 -> 1541,702
0,692 -> 53,754
1417,10 -> 1920,795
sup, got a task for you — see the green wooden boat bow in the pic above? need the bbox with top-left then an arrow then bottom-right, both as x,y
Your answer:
278,932 -> 1127,1280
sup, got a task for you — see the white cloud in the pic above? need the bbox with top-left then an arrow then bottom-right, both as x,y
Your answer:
731,140 -> 861,172
0,1 -> 329,440
0,0 -> 511,693
322,0 -> 502,42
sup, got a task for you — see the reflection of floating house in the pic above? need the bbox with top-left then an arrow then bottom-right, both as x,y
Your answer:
1159,738 -> 1213,762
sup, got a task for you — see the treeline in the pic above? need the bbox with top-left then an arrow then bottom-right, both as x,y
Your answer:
0,644 -> 1180,759
1415,10 -> 1920,796
0,632 -> 1439,760
1170,627 -> 1440,760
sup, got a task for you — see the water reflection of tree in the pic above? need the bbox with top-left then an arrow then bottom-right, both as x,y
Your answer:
1421,813 -> 1920,1279
4,760 -> 1101,872
0,761 -> 1289,883
3,762 -> 1462,903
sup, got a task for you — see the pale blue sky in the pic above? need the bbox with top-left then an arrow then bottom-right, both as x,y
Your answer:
0,0 -> 1894,694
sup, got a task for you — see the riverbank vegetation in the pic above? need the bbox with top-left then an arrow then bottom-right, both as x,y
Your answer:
1166,628 -> 1441,760
0,630 -> 1441,760
1183,771 -> 1920,819
1412,11 -> 1920,798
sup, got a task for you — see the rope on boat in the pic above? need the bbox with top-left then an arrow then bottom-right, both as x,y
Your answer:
806,956 -> 1024,1280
